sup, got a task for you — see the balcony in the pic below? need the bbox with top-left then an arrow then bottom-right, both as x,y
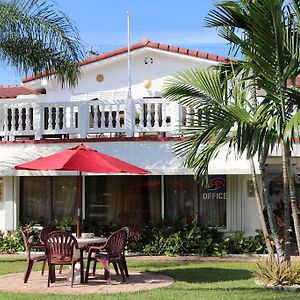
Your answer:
0,91 -> 195,141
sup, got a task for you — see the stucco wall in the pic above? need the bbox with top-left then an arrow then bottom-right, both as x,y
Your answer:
25,48 -> 217,102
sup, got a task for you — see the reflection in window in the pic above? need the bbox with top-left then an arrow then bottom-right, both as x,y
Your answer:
85,175 -> 161,230
20,176 -> 77,225
164,175 -> 198,221
199,175 -> 226,227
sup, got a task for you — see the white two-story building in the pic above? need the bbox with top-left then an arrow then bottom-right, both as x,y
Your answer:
0,39 -> 294,235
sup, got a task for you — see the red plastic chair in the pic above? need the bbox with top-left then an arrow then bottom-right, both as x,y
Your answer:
20,230 -> 47,283
44,230 -> 82,287
85,227 -> 129,284
39,225 -> 59,275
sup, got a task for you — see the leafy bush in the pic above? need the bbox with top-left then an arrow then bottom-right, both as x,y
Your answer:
255,256 -> 300,286
0,231 -> 24,253
126,219 -> 265,256
0,219 -> 267,256
220,230 -> 266,255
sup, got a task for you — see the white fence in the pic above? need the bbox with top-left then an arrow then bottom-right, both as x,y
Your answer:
0,94 -> 193,140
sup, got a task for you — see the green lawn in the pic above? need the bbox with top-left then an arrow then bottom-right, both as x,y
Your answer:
0,257 -> 299,300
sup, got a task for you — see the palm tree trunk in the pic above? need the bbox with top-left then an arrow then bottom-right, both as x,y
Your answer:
259,158 -> 285,260
249,72 -> 276,256
249,158 -> 273,255
285,146 -> 300,256
281,141 -> 291,261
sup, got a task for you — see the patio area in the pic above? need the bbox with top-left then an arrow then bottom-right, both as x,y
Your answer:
0,268 -> 174,294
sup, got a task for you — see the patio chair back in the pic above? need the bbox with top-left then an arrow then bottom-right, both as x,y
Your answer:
105,227 -> 129,260
85,226 -> 129,284
44,230 -> 80,287
45,230 -> 78,263
39,225 -> 58,244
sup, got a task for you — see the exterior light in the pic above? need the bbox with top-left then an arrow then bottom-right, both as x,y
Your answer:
143,79 -> 152,89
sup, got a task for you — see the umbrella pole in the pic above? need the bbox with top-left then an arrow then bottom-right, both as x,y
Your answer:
76,172 -> 82,238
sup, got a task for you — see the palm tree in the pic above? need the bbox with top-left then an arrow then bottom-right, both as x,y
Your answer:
162,68 -> 274,255
205,0 -> 300,260
0,0 -> 84,87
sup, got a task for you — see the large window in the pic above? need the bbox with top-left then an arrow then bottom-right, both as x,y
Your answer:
85,175 -> 161,230
20,174 -> 226,228
20,176 -> 77,225
164,175 -> 198,220
164,175 -> 227,227
199,175 -> 227,227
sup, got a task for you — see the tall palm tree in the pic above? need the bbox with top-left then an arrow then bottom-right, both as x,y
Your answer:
0,0 -> 84,87
162,68 -> 274,255
205,0 -> 300,260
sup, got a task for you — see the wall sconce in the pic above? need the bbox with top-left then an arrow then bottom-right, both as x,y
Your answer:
143,79 -> 152,89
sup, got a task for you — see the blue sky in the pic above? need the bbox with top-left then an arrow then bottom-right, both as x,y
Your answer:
0,0 -> 230,85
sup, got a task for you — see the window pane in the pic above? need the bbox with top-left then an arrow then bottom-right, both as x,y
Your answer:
20,176 -> 77,225
20,177 -> 51,225
85,176 -> 108,222
52,177 -> 77,224
199,175 -> 227,227
85,175 -> 161,229
165,175 -> 197,220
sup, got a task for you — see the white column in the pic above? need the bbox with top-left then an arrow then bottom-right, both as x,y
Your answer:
125,93 -> 134,137
78,102 -> 89,138
34,103 -> 42,140
4,176 -> 16,231
170,102 -> 182,133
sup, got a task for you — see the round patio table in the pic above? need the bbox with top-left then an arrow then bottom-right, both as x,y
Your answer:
76,236 -> 107,248
75,236 -> 107,283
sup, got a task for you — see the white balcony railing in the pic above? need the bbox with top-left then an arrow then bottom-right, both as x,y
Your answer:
0,93 -> 194,141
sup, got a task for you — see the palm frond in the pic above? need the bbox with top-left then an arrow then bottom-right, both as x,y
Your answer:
0,0 -> 84,87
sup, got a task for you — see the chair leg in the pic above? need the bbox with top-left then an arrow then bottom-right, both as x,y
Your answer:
92,260 -> 97,276
113,262 -> 119,275
59,265 -> 63,274
47,264 -> 51,287
24,259 -> 34,283
100,261 -> 111,284
85,257 -> 91,283
50,265 -> 56,283
71,263 -> 75,288
118,260 -> 126,283
122,255 -> 129,277
41,260 -> 46,276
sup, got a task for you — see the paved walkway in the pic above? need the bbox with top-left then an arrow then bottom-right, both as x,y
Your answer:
1,254 -> 299,294
0,270 -> 174,294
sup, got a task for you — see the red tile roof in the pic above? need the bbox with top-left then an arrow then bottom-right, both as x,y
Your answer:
22,38 -> 236,83
0,86 -> 41,99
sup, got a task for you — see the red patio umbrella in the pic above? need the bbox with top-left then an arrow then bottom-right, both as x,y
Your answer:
15,144 -> 150,237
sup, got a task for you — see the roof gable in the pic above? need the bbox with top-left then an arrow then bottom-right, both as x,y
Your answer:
22,38 -> 235,84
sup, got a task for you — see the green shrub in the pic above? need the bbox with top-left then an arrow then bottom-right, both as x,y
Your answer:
255,256 -> 300,286
127,220 -> 266,256
0,231 -> 24,254
221,230 -> 266,255
0,219 -> 267,256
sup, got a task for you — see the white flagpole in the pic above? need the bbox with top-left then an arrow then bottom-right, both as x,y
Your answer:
125,12 -> 133,137
127,11 -> 132,99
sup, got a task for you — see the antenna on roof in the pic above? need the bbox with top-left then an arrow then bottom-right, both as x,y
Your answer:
87,45 -> 99,57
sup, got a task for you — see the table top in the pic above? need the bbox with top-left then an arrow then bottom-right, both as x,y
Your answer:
76,236 -> 107,247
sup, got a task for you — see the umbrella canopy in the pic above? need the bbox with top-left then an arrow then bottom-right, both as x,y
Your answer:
15,144 -> 149,174
15,144 -> 150,236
